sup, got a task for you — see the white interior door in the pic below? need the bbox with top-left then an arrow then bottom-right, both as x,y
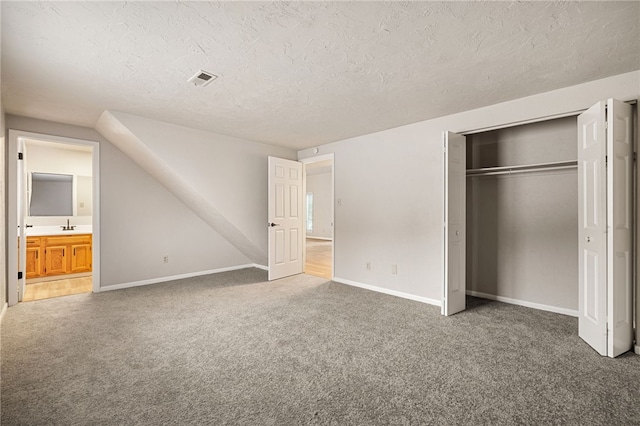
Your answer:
578,101 -> 608,356
443,131 -> 466,316
606,98 -> 634,358
268,156 -> 303,281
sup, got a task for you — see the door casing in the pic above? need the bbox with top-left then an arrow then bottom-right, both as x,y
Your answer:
301,153 -> 335,280
7,130 -> 100,306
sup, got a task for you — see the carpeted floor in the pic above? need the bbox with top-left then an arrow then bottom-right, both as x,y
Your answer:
1,268 -> 639,425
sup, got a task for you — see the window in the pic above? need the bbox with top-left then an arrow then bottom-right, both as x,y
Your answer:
306,192 -> 313,232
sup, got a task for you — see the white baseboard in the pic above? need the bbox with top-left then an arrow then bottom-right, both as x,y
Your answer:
333,277 -> 441,307
306,237 -> 332,241
466,290 -> 578,317
99,264 -> 256,292
253,264 -> 269,271
0,302 -> 8,324
635,345 -> 640,355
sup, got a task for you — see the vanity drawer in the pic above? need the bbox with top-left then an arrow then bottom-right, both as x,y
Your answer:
43,234 -> 92,246
26,236 -> 41,247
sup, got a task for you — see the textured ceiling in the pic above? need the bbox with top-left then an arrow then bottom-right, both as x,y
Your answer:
2,1 -> 639,150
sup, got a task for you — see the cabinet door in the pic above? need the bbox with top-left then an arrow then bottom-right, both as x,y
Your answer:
71,244 -> 92,273
45,245 -> 68,276
25,247 -> 42,279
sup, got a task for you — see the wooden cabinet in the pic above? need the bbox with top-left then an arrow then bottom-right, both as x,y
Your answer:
25,237 -> 43,279
45,245 -> 69,276
71,244 -> 92,273
25,234 -> 92,279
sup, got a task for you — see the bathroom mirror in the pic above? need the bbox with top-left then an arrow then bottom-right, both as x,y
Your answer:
29,172 -> 73,216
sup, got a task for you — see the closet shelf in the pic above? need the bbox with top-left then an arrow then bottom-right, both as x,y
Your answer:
466,160 -> 578,177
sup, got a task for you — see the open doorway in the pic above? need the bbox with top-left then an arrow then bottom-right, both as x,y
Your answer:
8,131 -> 100,306
302,155 -> 334,279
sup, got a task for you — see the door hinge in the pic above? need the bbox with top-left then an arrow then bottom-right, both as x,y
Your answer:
18,271 -> 23,279
18,152 -> 23,160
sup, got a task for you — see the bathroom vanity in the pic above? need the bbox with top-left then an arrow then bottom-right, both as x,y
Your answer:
25,233 -> 92,279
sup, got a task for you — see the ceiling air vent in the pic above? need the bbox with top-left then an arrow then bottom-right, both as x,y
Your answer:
187,70 -> 218,87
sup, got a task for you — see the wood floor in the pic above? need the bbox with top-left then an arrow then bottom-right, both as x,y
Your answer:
23,277 -> 92,302
305,238 -> 332,279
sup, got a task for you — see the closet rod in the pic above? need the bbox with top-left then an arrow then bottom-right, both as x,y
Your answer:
467,160 -> 578,177
467,165 -> 577,177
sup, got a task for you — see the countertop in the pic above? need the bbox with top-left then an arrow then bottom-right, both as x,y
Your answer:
25,225 -> 92,236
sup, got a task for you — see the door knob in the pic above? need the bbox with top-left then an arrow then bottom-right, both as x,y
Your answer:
456,230 -> 460,236
268,223 -> 280,227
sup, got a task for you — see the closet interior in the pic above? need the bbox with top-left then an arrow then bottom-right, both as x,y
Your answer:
465,116 -> 579,314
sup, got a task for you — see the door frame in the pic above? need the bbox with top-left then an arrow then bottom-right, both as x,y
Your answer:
447,100 -> 638,356
300,153 -> 335,280
8,130 -> 100,306
445,104 -> 622,315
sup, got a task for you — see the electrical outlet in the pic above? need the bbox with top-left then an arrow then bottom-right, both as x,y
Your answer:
163,256 -> 169,263
366,261 -> 371,270
391,264 -> 398,274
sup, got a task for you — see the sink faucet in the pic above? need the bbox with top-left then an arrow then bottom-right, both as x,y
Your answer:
61,219 -> 76,231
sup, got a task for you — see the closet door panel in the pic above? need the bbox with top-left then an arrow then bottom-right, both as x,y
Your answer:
577,101 -> 607,356
443,131 -> 466,316
606,98 -> 633,358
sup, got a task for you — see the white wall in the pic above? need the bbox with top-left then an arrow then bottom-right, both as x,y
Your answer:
26,143 -> 92,176
466,117 -> 578,312
306,171 -> 333,239
5,115 -> 255,288
25,142 -> 93,226
298,71 -> 640,307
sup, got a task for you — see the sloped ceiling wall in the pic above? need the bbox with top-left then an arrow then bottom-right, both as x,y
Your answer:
96,110 -> 296,266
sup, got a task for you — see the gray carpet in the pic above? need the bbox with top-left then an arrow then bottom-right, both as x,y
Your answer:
1,268 -> 639,425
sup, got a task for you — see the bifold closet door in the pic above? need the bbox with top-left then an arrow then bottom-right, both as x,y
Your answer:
606,99 -> 633,358
578,99 -> 633,358
578,101 -> 608,356
443,131 -> 466,316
